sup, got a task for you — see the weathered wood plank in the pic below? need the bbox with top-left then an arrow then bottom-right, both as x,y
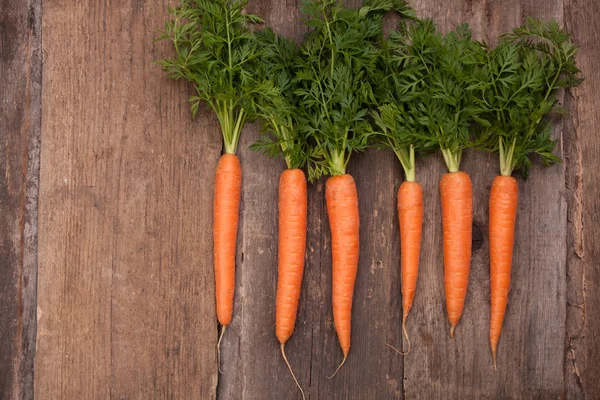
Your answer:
564,0 -> 600,397
403,0 -> 568,397
36,0 -> 219,398
0,0 -> 42,399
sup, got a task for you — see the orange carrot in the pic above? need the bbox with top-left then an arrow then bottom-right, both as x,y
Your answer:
326,174 -> 360,377
214,154 -> 242,367
398,181 -> 423,351
276,169 -> 307,399
440,171 -> 472,337
489,175 -> 518,369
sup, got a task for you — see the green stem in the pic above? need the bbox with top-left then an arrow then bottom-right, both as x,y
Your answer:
500,137 -> 517,176
331,149 -> 346,175
441,148 -> 460,173
394,145 -> 416,182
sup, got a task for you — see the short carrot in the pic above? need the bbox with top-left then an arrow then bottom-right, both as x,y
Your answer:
295,1 -> 405,376
467,18 -> 583,368
326,174 -> 360,374
251,29 -> 310,398
156,0 -> 273,371
276,169 -> 308,400
214,153 -> 242,331
488,176 -> 517,368
440,171 -> 473,337
398,180 -> 423,346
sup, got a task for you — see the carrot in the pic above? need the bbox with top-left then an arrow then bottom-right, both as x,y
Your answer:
489,176 -> 518,369
275,169 -> 307,400
214,154 -> 242,368
398,181 -> 423,350
326,174 -> 360,377
157,0 -> 270,373
440,171 -> 473,337
468,20 -> 582,367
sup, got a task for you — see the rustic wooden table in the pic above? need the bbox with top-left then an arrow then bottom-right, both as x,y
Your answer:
2,0 -> 599,399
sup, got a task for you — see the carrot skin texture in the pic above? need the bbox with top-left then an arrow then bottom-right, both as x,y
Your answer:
440,171 -> 473,334
213,154 -> 242,326
398,181 -> 424,323
489,176 -> 518,364
326,174 -> 360,357
276,169 -> 308,344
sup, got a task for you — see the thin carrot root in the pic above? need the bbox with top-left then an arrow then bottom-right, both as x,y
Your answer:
385,342 -> 408,356
280,343 -> 305,400
385,319 -> 411,356
217,325 -> 227,374
492,349 -> 497,371
402,319 -> 411,354
327,354 -> 348,379
450,325 -> 456,339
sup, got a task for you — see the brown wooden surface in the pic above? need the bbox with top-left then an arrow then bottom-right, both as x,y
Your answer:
564,0 -> 600,397
0,0 -> 599,399
0,1 -> 41,399
34,1 -> 219,399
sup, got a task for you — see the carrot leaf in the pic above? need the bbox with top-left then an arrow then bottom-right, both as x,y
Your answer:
249,28 -> 312,170
469,18 -> 583,177
155,0 -> 277,155
294,0 -> 410,181
377,19 -> 486,173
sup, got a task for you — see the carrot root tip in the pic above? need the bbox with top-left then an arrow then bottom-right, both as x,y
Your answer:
327,354 -> 348,379
492,349 -> 497,371
217,325 -> 227,374
402,320 -> 411,355
450,325 -> 456,338
280,343 -> 306,400
385,342 -> 408,356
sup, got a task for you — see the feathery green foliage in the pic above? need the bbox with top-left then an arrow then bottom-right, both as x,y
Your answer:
155,0 -> 277,154
371,19 -> 440,181
469,17 -> 583,177
294,0 -> 413,181
381,20 -> 486,173
249,28 -> 310,170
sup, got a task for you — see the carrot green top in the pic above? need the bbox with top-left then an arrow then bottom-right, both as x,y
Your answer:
469,18 -> 583,177
155,0 -> 277,155
376,19 -> 485,174
294,0 -> 413,181
250,28 -> 310,170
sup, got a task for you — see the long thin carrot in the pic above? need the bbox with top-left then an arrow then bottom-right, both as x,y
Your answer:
326,174 -> 360,377
276,169 -> 307,400
398,181 -> 423,350
440,171 -> 472,337
214,154 -> 242,368
489,176 -> 518,369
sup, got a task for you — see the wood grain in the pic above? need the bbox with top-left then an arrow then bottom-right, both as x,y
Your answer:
403,0 -> 569,397
25,0 -> 600,399
564,0 -> 600,397
0,0 -> 42,399
36,1 -> 219,398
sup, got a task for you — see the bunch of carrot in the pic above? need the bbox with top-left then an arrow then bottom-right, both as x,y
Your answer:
157,0 -> 582,395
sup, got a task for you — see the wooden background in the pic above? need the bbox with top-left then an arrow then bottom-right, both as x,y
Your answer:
1,0 -> 599,398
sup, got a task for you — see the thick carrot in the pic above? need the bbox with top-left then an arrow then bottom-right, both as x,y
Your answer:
326,174 -> 360,377
398,181 -> 423,351
276,169 -> 307,400
214,153 -> 242,367
489,175 -> 518,369
440,171 -> 472,337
